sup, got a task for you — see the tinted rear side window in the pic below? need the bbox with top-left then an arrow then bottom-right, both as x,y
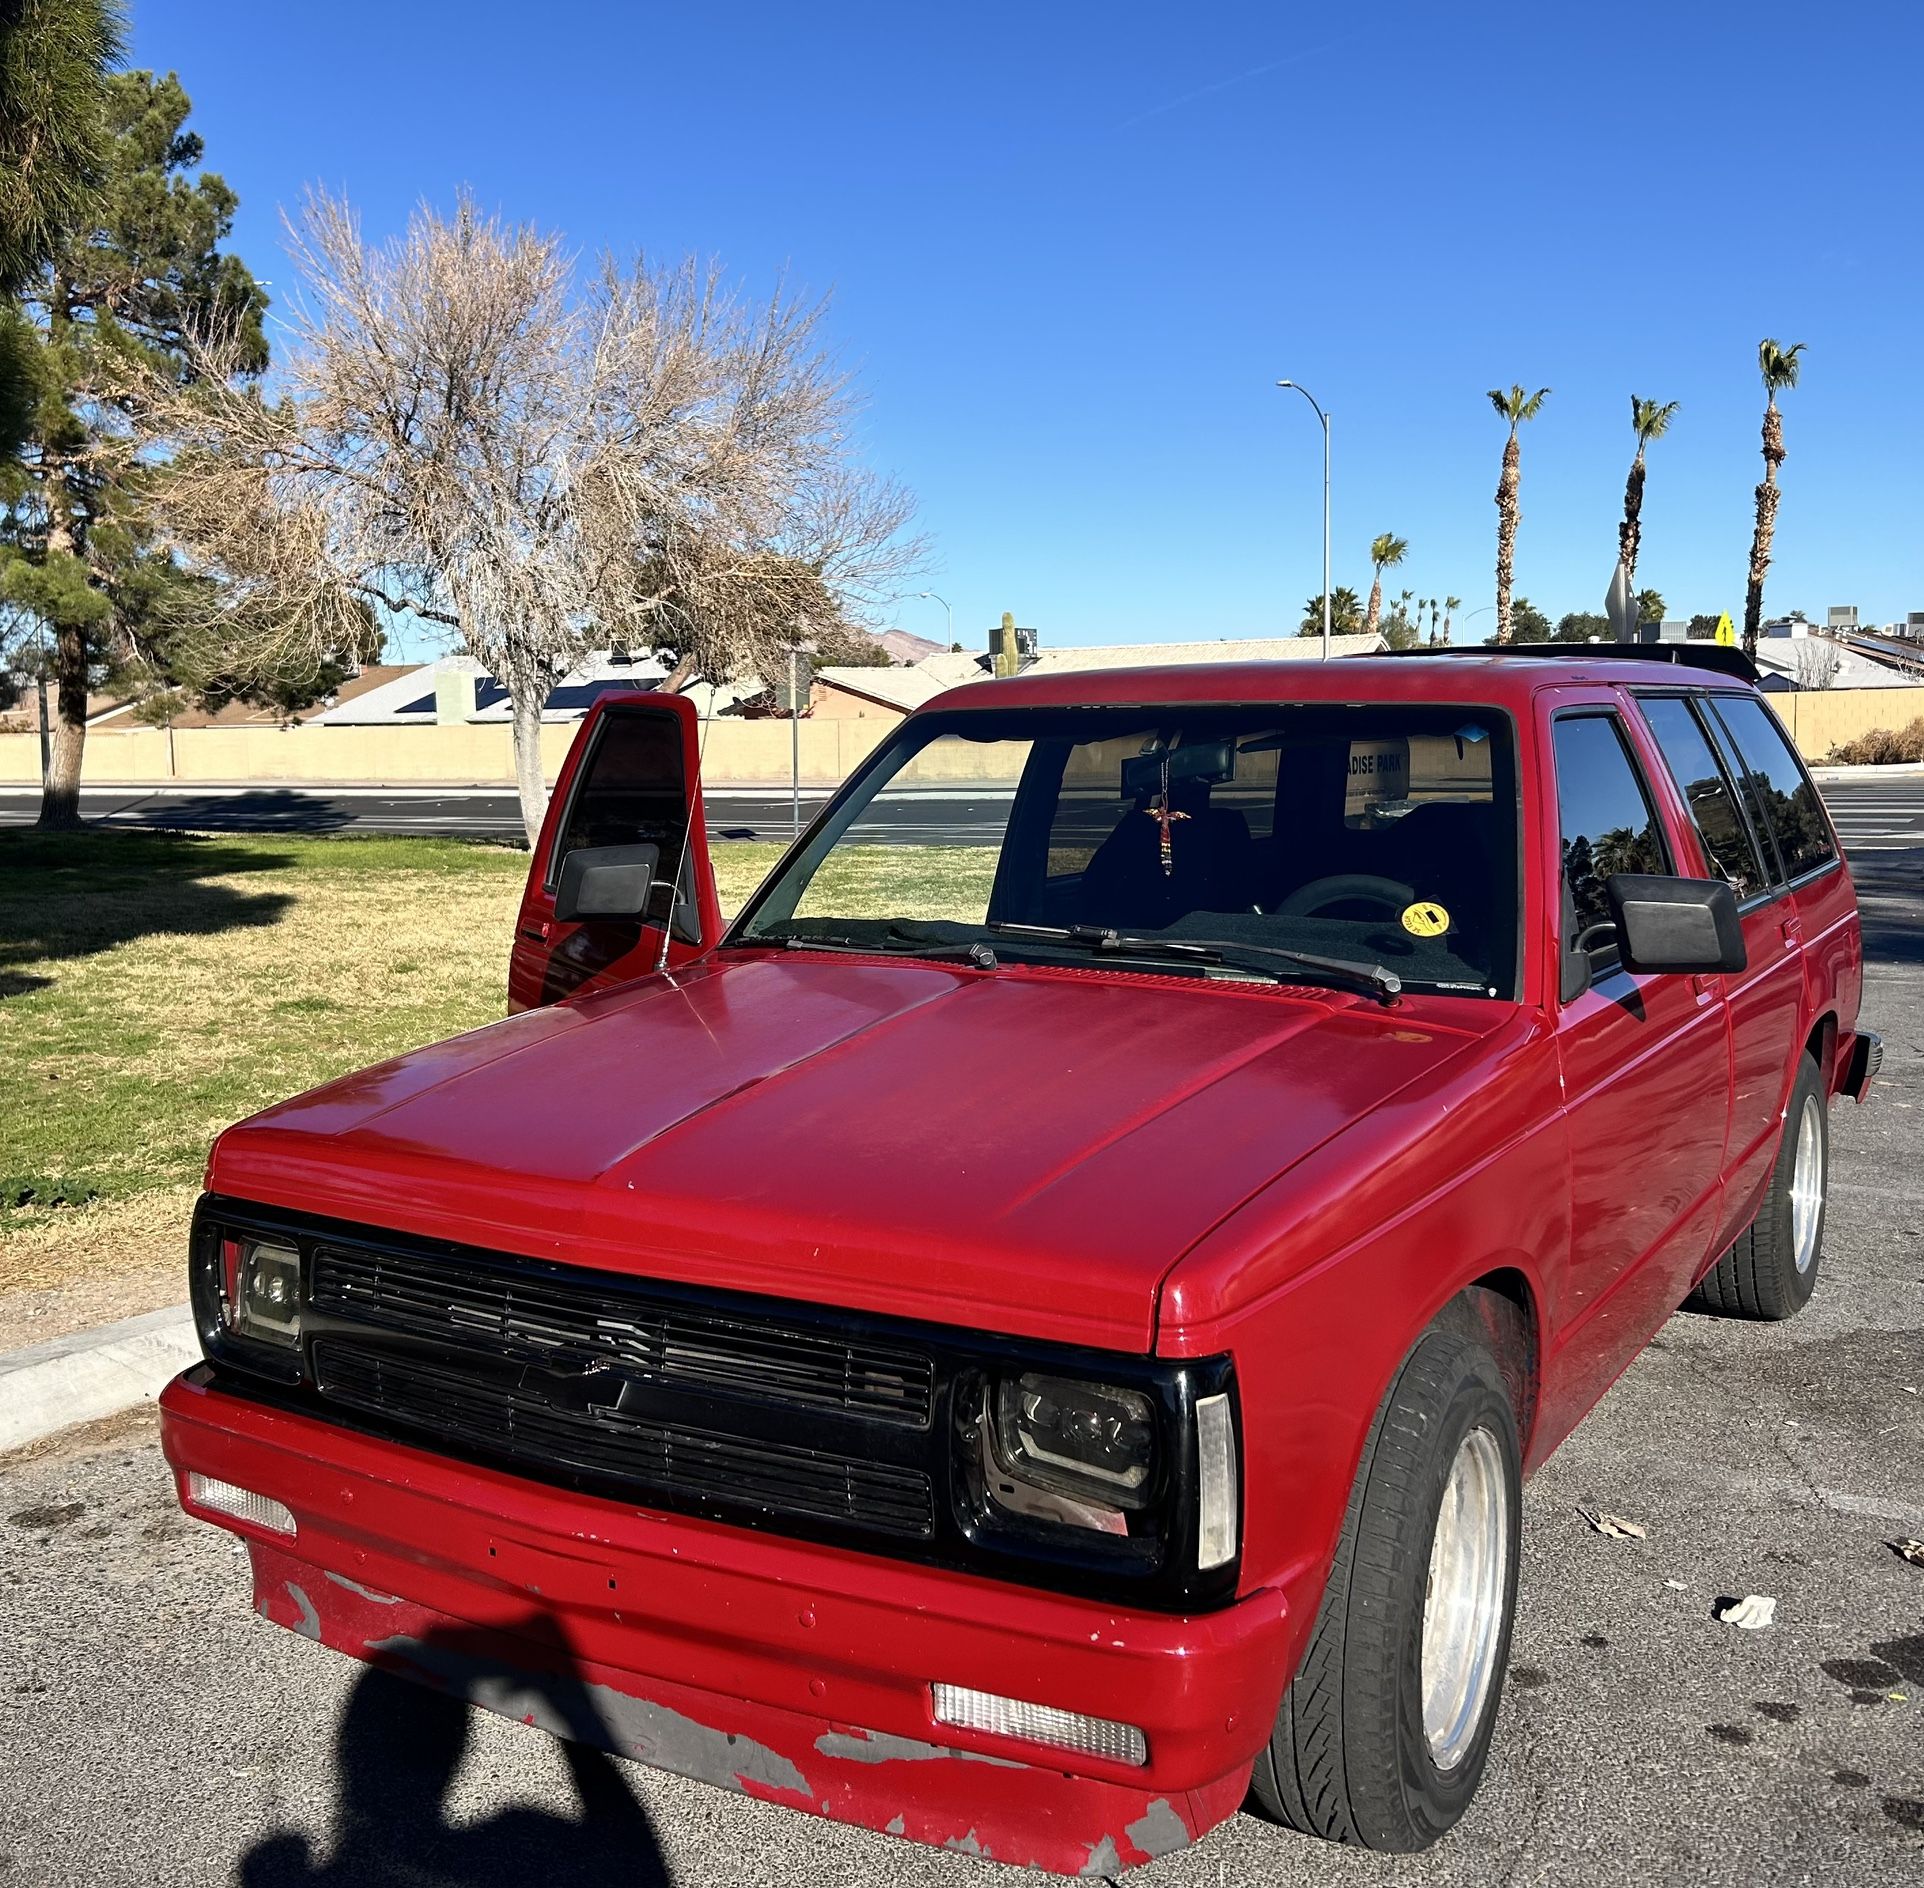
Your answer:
1552,713 -> 1670,980
1635,695 -> 1769,899
1710,696 -> 1836,882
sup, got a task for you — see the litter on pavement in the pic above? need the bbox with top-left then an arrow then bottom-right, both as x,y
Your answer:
1889,1539 -> 1924,1568
1715,1595 -> 1778,1630
1579,1507 -> 1647,1541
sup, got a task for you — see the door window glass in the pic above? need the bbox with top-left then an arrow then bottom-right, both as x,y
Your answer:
548,710 -> 689,891
1634,694 -> 1769,899
1552,714 -> 1670,980
1711,696 -> 1837,882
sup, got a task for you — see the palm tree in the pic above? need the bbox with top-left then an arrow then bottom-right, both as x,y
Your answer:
1618,395 -> 1679,586
1743,339 -> 1806,657
1636,586 -> 1664,626
1301,587 -> 1364,635
1487,385 -> 1549,643
1442,594 -> 1462,644
1365,533 -> 1408,639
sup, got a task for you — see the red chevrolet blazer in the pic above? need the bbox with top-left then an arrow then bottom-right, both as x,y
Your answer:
160,648 -> 1879,1873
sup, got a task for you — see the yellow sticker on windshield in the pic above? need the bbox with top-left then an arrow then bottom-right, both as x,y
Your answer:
1401,901 -> 1450,938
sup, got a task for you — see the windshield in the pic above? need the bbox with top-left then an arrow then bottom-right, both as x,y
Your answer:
731,703 -> 1520,998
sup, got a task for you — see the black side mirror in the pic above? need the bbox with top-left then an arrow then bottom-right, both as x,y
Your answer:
553,842 -> 660,923
1604,873 -> 1747,976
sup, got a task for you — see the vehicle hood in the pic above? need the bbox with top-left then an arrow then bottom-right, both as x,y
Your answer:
209,954 -> 1496,1351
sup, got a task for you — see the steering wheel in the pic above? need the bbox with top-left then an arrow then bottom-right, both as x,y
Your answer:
1275,873 -> 1418,919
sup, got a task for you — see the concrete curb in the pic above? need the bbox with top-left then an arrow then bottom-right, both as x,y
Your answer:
1812,763 -> 1924,781
0,1303 -> 197,1454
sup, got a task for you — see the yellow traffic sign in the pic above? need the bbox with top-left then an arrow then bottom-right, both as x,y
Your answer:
1714,612 -> 1736,646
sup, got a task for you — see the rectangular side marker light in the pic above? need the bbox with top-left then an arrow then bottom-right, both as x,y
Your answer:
186,1472 -> 296,1537
1195,1392 -> 1238,1570
931,1684 -> 1147,1767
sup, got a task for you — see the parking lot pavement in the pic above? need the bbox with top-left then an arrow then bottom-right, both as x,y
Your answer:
3,860 -> 1921,1887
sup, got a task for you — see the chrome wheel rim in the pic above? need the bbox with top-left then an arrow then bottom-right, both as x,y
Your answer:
1790,1092 -> 1825,1275
1421,1426 -> 1510,1771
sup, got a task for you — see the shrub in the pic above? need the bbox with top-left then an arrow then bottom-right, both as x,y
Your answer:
1829,716 -> 1924,765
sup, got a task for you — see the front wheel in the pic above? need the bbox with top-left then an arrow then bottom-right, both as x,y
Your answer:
1688,1052 -> 1828,1321
1251,1321 -> 1522,1851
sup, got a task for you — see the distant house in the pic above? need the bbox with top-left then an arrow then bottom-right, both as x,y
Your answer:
810,630 -> 1389,726
810,665 -> 953,719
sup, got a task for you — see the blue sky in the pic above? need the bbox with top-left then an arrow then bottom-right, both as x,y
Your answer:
134,0 -> 1924,655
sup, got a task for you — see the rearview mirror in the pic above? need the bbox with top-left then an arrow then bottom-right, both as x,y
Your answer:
553,842 -> 660,923
1120,738 -> 1236,797
1604,873 -> 1746,976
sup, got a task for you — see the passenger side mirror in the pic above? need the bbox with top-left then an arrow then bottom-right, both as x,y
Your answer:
553,842 -> 660,923
1604,873 -> 1746,976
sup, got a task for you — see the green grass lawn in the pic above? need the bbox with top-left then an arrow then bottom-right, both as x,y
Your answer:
0,829 -> 992,1296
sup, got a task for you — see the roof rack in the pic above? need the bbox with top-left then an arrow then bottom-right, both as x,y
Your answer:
1388,642 -> 1757,684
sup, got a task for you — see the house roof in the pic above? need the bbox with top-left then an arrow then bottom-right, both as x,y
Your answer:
812,665 -> 953,712
1021,634 -> 1386,672
310,653 -> 764,724
898,634 -> 1387,693
86,664 -> 420,730
1751,639 -> 1920,689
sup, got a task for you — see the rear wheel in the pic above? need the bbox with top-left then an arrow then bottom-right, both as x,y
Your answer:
1688,1053 -> 1827,1321
1251,1320 -> 1521,1851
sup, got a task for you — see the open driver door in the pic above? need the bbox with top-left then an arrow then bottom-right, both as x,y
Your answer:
508,692 -> 723,1012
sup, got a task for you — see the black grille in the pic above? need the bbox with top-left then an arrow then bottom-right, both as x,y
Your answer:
309,1244 -> 932,1427
312,1339 -> 936,1540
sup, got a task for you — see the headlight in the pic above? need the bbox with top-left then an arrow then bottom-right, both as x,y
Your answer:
993,1372 -> 1156,1509
218,1235 -> 303,1348
969,1369 -> 1159,1538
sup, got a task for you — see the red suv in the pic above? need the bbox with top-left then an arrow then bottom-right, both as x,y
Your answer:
161,648 -> 1878,1873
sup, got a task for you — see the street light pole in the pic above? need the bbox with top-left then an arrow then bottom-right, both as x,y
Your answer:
1277,380 -> 1331,661
912,590 -> 955,647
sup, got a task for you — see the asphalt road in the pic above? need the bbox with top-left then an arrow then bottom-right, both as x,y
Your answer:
4,771 -> 1923,854
2,854 -> 1921,1886
0,782 -> 1013,846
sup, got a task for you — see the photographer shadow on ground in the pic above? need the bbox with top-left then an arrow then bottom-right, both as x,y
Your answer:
240,1615 -> 670,1888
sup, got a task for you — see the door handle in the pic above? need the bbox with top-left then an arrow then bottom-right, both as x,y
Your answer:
1780,915 -> 1802,946
1690,973 -> 1717,1002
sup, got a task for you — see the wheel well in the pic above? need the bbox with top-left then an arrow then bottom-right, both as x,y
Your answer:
1452,1270 -> 1541,1455
1805,1012 -> 1836,1085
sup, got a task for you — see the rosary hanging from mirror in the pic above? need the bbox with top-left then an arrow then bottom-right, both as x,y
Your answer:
1143,753 -> 1189,877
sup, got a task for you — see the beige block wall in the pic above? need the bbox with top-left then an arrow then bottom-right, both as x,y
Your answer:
0,716 -> 898,788
5,685 -> 1923,792
1768,686 -> 1924,758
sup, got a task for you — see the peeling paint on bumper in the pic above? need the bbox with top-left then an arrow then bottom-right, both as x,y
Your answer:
162,1369 -> 1286,1876
250,1543 -> 1248,1875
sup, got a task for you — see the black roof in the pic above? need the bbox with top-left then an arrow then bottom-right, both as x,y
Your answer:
1390,642 -> 1758,684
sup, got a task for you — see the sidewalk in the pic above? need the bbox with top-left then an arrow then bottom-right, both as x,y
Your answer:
0,1303 -> 196,1454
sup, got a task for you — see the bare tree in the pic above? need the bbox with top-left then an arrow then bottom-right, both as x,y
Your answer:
137,191 -> 918,841
1792,637 -> 1840,691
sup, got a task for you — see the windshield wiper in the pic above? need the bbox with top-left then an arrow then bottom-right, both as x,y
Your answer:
741,926 -> 998,968
986,922 -> 1401,1005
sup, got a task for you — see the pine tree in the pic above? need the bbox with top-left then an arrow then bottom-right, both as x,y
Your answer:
0,1 -> 125,451
0,68 -> 270,825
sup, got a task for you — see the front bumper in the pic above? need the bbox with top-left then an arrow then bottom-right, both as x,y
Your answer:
159,1367 -> 1291,1876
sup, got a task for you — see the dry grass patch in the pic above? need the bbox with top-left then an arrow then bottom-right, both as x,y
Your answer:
0,829 -> 995,1302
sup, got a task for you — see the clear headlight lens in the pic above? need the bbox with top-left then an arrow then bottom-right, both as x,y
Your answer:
989,1371 -> 1156,1517
220,1237 -> 302,1347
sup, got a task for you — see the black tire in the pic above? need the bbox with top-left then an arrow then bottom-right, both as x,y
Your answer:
1250,1318 -> 1522,1851
1687,1053 -> 1827,1321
